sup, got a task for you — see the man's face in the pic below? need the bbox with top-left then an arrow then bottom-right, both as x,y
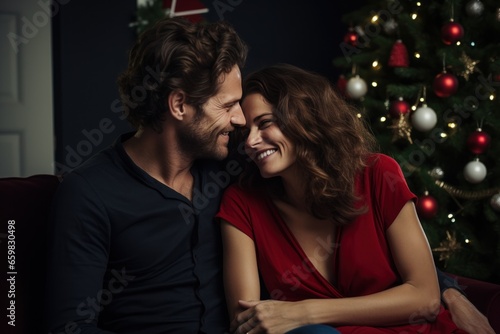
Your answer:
178,65 -> 245,160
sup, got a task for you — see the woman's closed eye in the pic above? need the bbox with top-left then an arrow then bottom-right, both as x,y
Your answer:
258,119 -> 274,129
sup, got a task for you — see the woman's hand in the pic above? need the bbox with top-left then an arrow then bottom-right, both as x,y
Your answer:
230,300 -> 309,334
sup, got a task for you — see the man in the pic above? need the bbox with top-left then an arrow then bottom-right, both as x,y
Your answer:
46,17 -> 246,334
46,17 -> 493,334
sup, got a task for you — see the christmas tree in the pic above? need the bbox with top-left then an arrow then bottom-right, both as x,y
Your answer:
333,0 -> 500,283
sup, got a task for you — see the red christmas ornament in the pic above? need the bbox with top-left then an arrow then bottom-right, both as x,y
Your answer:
344,29 -> 358,46
389,97 -> 410,118
441,20 -> 464,45
388,40 -> 409,67
416,194 -> 439,220
433,72 -> 459,98
336,74 -> 347,96
467,129 -> 491,154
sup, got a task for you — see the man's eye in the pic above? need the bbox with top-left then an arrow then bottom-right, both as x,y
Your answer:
227,102 -> 238,111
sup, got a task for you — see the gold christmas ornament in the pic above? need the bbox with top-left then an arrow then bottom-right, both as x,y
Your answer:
432,230 -> 462,264
435,180 -> 500,199
458,52 -> 480,81
388,112 -> 413,144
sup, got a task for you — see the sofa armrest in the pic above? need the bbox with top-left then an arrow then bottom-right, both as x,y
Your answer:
448,273 -> 500,333
0,175 -> 61,333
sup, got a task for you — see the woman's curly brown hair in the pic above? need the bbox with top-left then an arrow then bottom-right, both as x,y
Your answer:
239,64 -> 378,226
117,17 -> 247,132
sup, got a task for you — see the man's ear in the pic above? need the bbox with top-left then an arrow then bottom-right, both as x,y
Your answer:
167,90 -> 187,121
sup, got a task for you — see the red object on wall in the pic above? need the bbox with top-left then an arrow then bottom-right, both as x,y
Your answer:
162,0 -> 207,22
388,40 -> 409,67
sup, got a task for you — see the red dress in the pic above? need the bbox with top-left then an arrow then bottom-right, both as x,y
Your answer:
216,154 -> 466,333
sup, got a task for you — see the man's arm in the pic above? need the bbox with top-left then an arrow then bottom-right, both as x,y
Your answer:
46,173 -> 115,334
437,269 -> 495,334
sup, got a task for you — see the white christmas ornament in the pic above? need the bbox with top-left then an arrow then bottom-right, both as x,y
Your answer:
491,193 -> 500,211
346,75 -> 367,99
465,0 -> 485,17
463,159 -> 487,184
411,104 -> 437,131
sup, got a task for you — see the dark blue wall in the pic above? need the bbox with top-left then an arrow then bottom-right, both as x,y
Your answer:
52,0 -> 364,171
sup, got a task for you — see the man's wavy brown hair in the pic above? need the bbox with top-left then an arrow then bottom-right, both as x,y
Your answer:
239,64 -> 378,226
117,17 -> 247,132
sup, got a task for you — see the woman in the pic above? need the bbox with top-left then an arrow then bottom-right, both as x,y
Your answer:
216,64 -> 467,334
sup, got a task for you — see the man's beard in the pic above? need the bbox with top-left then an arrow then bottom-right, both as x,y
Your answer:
178,119 -> 228,161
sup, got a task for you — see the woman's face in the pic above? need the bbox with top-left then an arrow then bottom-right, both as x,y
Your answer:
241,93 -> 297,179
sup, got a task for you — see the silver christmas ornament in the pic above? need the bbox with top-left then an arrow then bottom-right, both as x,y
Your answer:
383,18 -> 398,35
346,75 -> 367,99
411,104 -> 437,132
465,0 -> 485,17
430,167 -> 444,180
463,159 -> 487,184
491,193 -> 500,211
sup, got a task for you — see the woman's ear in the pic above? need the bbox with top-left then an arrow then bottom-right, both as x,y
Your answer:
167,90 -> 187,120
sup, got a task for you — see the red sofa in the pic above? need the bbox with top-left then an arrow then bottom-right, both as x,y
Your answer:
1,174 -> 499,333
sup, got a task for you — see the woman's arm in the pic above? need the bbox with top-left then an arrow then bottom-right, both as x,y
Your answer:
220,220 -> 261,323
232,201 -> 443,332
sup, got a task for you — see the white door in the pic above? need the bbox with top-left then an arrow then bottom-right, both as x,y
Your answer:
0,0 -> 54,177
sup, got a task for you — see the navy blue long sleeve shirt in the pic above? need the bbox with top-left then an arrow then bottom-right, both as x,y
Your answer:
46,133 -> 231,333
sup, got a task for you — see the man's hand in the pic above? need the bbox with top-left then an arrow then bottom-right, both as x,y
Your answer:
442,288 -> 495,334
